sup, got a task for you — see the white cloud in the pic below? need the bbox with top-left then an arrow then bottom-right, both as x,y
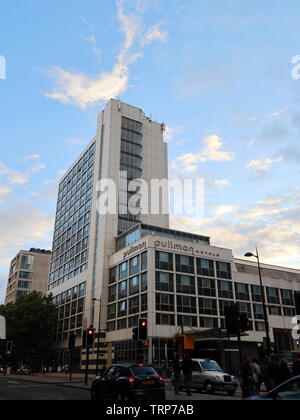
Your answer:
44,0 -> 168,109
0,185 -> 11,201
0,162 -> 29,185
30,164 -> 46,173
208,179 -> 232,189
173,135 -> 234,172
246,157 -> 283,173
23,154 -> 41,161
164,125 -> 183,142
213,204 -> 239,217
141,21 -> 168,46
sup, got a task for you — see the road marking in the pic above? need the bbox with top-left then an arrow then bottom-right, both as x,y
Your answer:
8,381 -> 19,384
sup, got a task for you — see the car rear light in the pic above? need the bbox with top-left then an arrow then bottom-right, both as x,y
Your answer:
158,375 -> 164,381
128,377 -> 135,383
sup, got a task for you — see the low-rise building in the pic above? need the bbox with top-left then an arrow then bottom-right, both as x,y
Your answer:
5,249 -> 51,304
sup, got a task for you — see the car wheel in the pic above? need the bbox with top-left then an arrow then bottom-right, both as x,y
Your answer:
116,391 -> 129,401
91,388 -> 101,400
204,381 -> 215,395
227,390 -> 236,397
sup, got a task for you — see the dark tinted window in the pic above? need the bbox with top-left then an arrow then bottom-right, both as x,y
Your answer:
130,366 -> 157,376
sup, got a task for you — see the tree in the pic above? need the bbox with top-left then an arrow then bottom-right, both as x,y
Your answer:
0,292 -> 57,362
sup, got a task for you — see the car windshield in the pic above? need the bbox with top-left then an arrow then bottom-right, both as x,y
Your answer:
200,361 -> 223,372
131,366 -> 156,377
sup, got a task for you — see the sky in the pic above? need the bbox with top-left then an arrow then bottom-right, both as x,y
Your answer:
0,0 -> 300,303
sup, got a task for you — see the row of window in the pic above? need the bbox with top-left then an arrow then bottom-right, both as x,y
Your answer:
110,252 -> 148,283
107,313 -> 147,332
155,251 -> 232,279
52,282 -> 86,307
107,293 -> 148,320
155,313 -> 267,332
109,272 -> 148,302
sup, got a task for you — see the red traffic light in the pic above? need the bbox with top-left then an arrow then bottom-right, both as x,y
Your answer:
87,329 -> 94,335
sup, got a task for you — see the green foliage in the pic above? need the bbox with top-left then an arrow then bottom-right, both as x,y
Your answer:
0,292 -> 57,356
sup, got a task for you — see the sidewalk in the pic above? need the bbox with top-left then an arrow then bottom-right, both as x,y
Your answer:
4,372 -> 92,389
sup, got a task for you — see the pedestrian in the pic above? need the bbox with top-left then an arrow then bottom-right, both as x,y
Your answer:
173,353 -> 181,395
278,359 -> 291,385
268,356 -> 280,388
240,355 -> 253,399
251,358 -> 262,395
292,353 -> 300,377
181,353 -> 193,396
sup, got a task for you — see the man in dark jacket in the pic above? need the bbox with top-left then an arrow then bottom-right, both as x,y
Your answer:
181,353 -> 193,396
292,354 -> 300,377
173,353 -> 181,395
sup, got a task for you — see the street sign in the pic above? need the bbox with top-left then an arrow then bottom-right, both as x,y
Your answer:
0,316 -> 6,340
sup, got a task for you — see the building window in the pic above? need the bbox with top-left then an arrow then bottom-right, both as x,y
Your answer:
20,254 -> 35,270
128,296 -> 139,315
283,307 -> 295,317
118,281 -> 128,299
216,261 -> 231,279
17,281 -> 31,289
107,304 -> 116,320
155,272 -> 174,292
119,262 -> 128,280
176,275 -> 196,294
199,317 -> 218,329
130,256 -> 140,276
117,318 -> 127,330
281,289 -> 294,306
156,293 -> 175,312
141,293 -> 148,312
177,315 -> 197,327
129,276 -> 139,296
155,251 -> 173,271
175,255 -> 194,274
253,303 -> 264,320
141,272 -> 148,292
266,287 -> 280,305
19,272 -> 33,279
199,298 -> 218,316
108,285 -> 117,303
156,313 -> 175,326
218,280 -> 234,299
255,321 -> 266,332
128,316 -> 139,328
196,258 -> 215,277
235,283 -> 250,301
177,295 -> 197,314
251,285 -> 263,302
118,300 -> 127,318
237,302 -> 252,319
198,278 -> 216,297
107,321 -> 116,332
269,306 -> 282,316
141,252 -> 148,271
110,266 -> 117,284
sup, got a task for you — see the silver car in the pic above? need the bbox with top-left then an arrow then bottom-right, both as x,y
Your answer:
176,358 -> 239,396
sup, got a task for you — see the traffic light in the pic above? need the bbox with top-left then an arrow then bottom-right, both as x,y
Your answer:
132,327 -> 139,341
224,305 -> 239,335
295,291 -> 300,315
87,328 -> 95,347
239,313 -> 250,332
139,319 -> 148,340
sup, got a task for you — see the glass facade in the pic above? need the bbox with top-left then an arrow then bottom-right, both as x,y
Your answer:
48,143 -> 95,291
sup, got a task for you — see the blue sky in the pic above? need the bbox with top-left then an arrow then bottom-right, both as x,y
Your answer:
0,0 -> 300,302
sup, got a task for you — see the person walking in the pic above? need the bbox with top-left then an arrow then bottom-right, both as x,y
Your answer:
251,358 -> 262,395
181,353 -> 193,396
240,355 -> 253,399
292,354 -> 300,377
173,353 -> 181,395
278,359 -> 291,385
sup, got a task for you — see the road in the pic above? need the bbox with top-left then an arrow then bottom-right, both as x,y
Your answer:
0,376 -> 241,401
0,376 -> 90,400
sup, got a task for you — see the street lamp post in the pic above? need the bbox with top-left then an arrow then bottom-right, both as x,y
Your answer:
245,247 -> 272,355
92,298 -> 102,376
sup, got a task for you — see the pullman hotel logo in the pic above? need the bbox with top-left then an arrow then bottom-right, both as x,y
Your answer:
154,240 -> 220,258
123,242 -> 147,259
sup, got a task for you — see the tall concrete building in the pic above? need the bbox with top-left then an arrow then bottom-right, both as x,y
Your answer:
49,99 -> 300,373
5,248 -> 51,304
49,100 -> 169,368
